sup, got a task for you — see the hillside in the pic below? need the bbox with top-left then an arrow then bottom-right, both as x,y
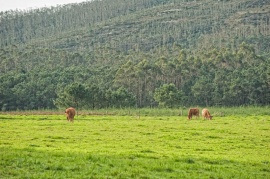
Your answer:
0,0 -> 270,110
1,0 -> 270,53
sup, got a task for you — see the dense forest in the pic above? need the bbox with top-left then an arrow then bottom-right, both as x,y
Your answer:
0,0 -> 269,110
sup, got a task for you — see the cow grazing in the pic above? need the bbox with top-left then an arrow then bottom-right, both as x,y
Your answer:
65,107 -> 76,122
188,108 -> 199,120
202,108 -> 213,120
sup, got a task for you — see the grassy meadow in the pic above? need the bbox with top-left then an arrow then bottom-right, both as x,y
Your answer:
0,107 -> 270,178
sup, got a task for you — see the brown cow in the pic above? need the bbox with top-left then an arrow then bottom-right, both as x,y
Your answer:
202,108 -> 213,120
188,108 -> 199,120
65,107 -> 76,122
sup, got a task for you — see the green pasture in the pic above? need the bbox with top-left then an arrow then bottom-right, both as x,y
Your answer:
0,109 -> 269,178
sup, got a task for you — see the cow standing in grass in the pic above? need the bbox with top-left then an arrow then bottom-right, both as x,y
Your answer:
202,108 -> 213,120
65,107 -> 75,122
188,108 -> 199,120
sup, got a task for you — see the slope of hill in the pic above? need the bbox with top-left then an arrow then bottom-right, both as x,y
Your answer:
0,0 -> 269,110
1,0 -> 270,54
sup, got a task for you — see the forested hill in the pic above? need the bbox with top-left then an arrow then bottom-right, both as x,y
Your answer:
0,0 -> 270,110
1,0 -> 270,53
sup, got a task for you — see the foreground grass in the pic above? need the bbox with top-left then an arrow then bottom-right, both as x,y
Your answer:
0,114 -> 269,178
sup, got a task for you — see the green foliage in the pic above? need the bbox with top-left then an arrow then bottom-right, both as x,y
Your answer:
108,87 -> 136,108
1,0 -> 269,55
55,85 -> 136,109
84,84 -> 105,109
154,83 -> 183,108
0,43 -> 269,110
0,0 -> 270,110
54,83 -> 87,109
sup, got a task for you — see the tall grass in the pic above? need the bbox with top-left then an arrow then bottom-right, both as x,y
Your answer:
1,106 -> 269,117
76,106 -> 270,117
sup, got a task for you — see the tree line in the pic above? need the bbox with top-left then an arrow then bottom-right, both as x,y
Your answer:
0,43 -> 269,111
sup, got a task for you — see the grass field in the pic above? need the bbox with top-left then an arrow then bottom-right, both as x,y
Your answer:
0,108 -> 269,178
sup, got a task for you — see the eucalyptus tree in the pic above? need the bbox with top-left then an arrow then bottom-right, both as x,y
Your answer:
107,87 -> 136,108
84,84 -> 105,109
54,83 -> 87,110
154,83 -> 183,108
